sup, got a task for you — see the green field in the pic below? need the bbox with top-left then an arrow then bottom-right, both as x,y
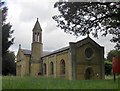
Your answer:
2,76 -> 119,89
119,75 -> 120,91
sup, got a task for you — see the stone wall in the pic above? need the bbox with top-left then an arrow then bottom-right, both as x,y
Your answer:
16,50 -> 30,76
42,50 -> 70,79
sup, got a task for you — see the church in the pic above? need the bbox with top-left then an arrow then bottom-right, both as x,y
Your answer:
16,19 -> 105,80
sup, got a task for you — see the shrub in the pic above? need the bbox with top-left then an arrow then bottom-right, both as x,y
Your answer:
104,61 -> 112,75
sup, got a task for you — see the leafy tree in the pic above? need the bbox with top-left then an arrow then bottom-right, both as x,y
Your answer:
53,1 -> 120,49
1,2 -> 15,75
107,50 -> 120,60
107,50 -> 115,61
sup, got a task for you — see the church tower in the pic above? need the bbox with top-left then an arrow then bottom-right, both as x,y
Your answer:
31,18 -> 43,76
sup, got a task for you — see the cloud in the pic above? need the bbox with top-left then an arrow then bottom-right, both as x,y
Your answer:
17,0 -> 58,23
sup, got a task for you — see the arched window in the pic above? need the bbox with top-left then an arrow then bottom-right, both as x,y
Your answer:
60,59 -> 65,75
43,63 -> 46,75
39,33 -> 41,42
50,62 -> 54,75
37,33 -> 39,42
35,32 -> 37,42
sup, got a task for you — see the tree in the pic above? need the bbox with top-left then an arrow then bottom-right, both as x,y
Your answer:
104,50 -> 113,75
53,1 -> 120,49
104,50 -> 120,75
107,50 -> 120,61
107,50 -> 115,61
2,5 -> 14,55
2,51 -> 16,75
1,2 -> 16,75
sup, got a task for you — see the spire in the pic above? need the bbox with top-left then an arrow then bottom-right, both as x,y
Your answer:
19,44 -> 21,49
33,18 -> 42,31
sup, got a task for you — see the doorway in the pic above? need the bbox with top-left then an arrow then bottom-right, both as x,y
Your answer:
84,67 -> 94,80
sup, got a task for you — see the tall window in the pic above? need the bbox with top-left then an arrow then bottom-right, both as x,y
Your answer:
50,62 -> 54,75
60,59 -> 65,75
37,33 -> 39,42
43,63 -> 46,75
35,32 -> 37,42
34,32 -> 40,42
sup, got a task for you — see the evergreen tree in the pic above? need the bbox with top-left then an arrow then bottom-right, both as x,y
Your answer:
1,2 -> 16,75
53,1 -> 120,49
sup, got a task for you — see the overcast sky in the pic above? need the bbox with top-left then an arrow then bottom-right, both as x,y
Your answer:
5,0 -> 115,58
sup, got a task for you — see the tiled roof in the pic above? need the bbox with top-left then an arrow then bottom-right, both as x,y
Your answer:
42,46 -> 69,57
21,49 -> 31,55
21,49 -> 51,56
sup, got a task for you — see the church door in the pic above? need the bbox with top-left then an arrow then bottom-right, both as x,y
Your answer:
84,67 -> 94,80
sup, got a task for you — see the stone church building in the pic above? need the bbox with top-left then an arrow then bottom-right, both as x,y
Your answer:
16,19 -> 105,80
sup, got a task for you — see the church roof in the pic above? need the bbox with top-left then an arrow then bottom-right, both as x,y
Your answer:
21,49 -> 31,55
41,46 -> 70,57
74,36 -> 104,48
33,18 -> 42,31
21,49 -> 51,56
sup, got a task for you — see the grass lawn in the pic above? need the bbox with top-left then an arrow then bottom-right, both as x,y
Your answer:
2,76 -> 118,89
118,75 -> 120,91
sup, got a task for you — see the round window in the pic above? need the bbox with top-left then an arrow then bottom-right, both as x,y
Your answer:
85,47 -> 93,59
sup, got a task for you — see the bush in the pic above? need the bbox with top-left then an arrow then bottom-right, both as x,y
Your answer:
105,61 -> 112,75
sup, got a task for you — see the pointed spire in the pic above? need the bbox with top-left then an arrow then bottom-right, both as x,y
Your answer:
33,18 -> 42,31
37,17 -> 38,21
19,44 -> 21,49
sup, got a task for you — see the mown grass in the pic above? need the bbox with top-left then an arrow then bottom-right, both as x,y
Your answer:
118,75 -> 120,91
2,76 -> 118,89
0,76 -> 2,90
